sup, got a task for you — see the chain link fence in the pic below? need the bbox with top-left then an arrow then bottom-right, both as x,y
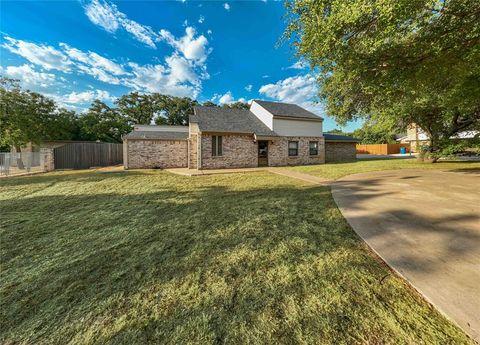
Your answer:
0,152 -> 47,177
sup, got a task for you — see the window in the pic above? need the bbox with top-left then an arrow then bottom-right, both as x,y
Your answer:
309,141 -> 319,156
212,135 -> 223,156
288,141 -> 298,156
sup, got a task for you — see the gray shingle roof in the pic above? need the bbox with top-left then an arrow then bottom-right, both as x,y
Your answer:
192,107 -> 277,136
254,100 -> 323,121
324,133 -> 359,142
123,131 -> 189,140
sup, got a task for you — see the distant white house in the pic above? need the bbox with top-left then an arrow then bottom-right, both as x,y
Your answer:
397,123 -> 479,152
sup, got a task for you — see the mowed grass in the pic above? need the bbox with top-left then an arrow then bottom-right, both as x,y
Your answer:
289,157 -> 480,180
0,170 -> 473,344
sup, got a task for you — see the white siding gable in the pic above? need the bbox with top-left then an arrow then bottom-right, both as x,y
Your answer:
273,118 -> 323,137
250,101 -> 273,129
250,100 -> 323,137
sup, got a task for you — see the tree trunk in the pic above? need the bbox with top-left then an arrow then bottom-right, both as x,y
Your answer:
14,145 -> 25,170
427,136 -> 439,163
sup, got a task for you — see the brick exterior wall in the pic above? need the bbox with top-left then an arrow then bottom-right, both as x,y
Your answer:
200,134 -> 257,169
188,134 -> 198,169
269,137 -> 325,166
125,139 -> 188,169
40,146 -> 55,171
325,142 -> 356,163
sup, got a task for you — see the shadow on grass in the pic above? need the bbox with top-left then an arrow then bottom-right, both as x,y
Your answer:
0,171 -> 473,344
446,167 -> 480,174
0,170 -> 151,187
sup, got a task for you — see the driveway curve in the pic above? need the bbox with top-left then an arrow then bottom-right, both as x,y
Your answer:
331,169 -> 480,340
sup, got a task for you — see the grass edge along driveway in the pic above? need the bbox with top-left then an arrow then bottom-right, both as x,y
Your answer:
0,170 -> 474,344
288,157 -> 480,180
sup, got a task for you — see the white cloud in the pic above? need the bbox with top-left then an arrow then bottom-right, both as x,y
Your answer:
127,55 -> 203,98
79,65 -> 123,85
45,89 -> 115,111
63,90 -> 115,104
223,3 -> 231,11
198,15 -> 205,24
59,43 -> 126,76
83,0 -> 119,33
217,91 -> 246,105
287,60 -> 307,70
2,64 -> 56,88
2,36 -> 72,72
259,74 -> 323,115
262,75 -> 270,78
219,92 -> 233,104
207,29 -> 212,35
4,34 -> 210,100
244,84 -> 253,92
83,0 -> 157,48
159,27 -> 211,64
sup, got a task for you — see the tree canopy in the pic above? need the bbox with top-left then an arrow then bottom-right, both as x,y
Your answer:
285,0 -> 480,157
0,80 -> 251,149
0,78 -> 77,149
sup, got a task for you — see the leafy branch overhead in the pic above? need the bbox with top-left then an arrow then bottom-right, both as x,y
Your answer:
284,0 -> 480,157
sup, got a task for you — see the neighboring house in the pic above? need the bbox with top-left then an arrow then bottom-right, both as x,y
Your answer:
123,100 -> 358,170
397,123 -> 479,152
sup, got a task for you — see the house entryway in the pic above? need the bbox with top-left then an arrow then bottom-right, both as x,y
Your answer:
258,141 -> 269,167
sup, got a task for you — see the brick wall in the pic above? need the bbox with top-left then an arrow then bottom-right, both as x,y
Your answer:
40,146 -> 55,171
325,142 -> 356,163
125,139 -> 188,169
200,134 -> 257,169
188,134 -> 198,169
269,137 -> 325,166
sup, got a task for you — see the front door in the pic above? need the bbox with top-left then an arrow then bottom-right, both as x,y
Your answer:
258,141 -> 268,167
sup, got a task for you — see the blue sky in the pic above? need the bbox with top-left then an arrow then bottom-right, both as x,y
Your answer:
0,0 -> 360,131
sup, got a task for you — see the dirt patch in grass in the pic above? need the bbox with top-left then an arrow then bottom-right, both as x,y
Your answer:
0,170 -> 473,344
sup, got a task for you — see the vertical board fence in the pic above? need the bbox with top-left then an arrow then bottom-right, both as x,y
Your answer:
54,142 -> 123,169
356,143 -> 411,155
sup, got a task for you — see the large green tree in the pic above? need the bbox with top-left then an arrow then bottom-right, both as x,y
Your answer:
285,0 -> 480,159
0,78 -> 77,150
222,101 -> 250,110
152,94 -> 198,125
79,100 -> 130,143
115,92 -> 157,125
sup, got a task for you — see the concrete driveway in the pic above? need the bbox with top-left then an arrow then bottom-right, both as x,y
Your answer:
331,169 -> 480,340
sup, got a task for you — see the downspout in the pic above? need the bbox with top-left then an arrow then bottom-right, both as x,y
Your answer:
123,138 -> 128,170
187,135 -> 190,169
197,132 -> 202,170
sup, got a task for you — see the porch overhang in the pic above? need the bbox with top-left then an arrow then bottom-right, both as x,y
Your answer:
253,133 -> 279,142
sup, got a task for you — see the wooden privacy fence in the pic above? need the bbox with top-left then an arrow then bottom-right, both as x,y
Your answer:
54,142 -> 123,169
356,143 -> 411,155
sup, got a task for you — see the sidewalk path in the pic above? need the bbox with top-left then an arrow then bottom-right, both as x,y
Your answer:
166,166 -> 332,185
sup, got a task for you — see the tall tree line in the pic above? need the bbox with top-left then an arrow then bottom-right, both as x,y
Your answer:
0,77 -> 248,149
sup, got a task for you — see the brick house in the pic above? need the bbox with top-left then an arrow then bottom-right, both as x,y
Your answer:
123,100 -> 358,170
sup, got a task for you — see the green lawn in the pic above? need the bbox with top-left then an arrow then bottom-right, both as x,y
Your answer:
0,170 -> 473,344
289,157 -> 480,180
